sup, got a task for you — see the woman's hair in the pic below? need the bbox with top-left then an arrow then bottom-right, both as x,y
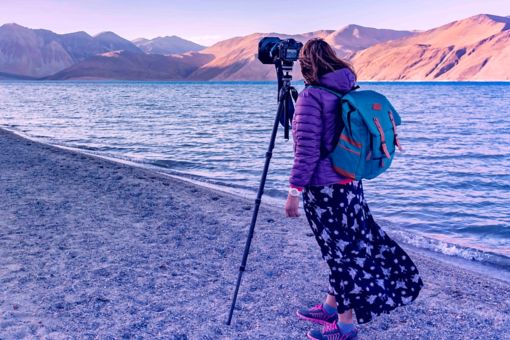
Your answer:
299,38 -> 356,84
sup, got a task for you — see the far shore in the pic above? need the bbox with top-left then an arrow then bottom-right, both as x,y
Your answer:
1,127 -> 509,339
1,76 -> 510,83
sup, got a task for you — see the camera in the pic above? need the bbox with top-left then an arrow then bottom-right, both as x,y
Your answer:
258,37 -> 303,65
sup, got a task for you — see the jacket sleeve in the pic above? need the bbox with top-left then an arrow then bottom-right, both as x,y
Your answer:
289,89 -> 323,188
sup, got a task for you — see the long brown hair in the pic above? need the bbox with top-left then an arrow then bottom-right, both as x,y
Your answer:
299,38 -> 356,84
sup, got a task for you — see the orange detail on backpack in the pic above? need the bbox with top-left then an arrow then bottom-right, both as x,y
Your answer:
372,103 -> 382,111
333,166 -> 356,179
340,134 -> 362,148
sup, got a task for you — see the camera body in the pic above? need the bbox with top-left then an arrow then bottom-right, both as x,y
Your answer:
258,37 -> 303,65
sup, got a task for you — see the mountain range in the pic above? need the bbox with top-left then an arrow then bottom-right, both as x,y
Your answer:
0,14 -> 509,81
0,23 -> 141,78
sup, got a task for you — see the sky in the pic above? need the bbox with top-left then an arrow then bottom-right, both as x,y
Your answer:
1,0 -> 509,45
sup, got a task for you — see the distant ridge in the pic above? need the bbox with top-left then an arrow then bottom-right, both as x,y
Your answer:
352,14 -> 510,80
324,24 -> 414,58
133,36 -> 205,54
1,14 -> 509,81
93,31 -> 141,53
45,50 -> 210,80
184,26 -> 412,80
0,23 -> 142,77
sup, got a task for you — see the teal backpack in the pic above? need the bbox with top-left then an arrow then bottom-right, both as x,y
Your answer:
311,86 -> 403,180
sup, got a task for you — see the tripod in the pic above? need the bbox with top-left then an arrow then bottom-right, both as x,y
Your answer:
226,60 -> 298,325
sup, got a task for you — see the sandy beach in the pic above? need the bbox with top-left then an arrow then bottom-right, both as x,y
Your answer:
1,127 -> 509,340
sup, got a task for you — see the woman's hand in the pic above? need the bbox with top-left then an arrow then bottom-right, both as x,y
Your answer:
285,194 -> 300,217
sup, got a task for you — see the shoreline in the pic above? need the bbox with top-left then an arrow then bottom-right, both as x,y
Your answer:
1,127 -> 509,338
1,79 -> 510,83
3,125 -> 510,276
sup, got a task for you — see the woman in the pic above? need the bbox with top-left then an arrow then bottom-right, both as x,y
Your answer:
285,39 -> 423,340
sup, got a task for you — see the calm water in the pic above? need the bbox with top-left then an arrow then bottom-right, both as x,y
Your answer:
1,81 -> 509,266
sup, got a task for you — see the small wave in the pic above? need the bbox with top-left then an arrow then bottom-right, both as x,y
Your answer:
149,158 -> 199,169
384,224 -> 510,271
423,153 -> 510,161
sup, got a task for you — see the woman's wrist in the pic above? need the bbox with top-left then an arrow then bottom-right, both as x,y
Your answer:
288,187 -> 301,197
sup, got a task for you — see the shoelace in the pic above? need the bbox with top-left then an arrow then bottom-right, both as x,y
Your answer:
309,304 -> 334,321
323,322 -> 354,340
310,304 -> 324,311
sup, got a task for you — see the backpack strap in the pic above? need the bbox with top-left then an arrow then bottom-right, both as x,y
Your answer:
305,85 -> 358,160
388,110 -> 403,151
373,117 -> 391,167
306,85 -> 344,97
306,85 -> 360,97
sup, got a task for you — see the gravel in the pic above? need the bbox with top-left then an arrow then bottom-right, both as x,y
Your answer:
1,128 -> 509,339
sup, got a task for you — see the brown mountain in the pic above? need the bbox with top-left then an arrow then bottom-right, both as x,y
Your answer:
0,23 -> 142,78
46,50 -> 210,80
351,14 -> 510,80
323,25 -> 414,58
0,23 -> 74,77
185,26 -> 412,81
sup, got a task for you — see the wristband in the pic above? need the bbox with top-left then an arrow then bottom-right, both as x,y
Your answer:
289,187 -> 301,197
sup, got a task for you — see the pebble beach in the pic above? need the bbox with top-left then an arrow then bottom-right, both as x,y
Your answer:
1,127 -> 510,339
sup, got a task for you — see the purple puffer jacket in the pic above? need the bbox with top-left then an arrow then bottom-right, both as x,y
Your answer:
289,68 -> 357,188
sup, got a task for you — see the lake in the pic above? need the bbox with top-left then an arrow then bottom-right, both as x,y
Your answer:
1,81 -> 509,268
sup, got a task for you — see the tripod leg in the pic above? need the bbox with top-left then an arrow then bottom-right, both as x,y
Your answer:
226,97 -> 285,325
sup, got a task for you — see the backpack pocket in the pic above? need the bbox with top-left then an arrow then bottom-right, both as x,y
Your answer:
329,126 -> 365,180
330,149 -> 359,179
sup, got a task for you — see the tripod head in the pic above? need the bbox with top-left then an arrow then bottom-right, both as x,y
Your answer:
276,60 -> 293,93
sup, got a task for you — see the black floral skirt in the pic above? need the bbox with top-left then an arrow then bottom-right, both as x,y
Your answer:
303,180 -> 424,324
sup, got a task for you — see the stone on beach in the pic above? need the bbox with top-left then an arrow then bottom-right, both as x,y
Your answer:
0,128 -> 509,339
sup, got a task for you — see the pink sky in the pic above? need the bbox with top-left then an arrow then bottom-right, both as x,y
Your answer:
1,0 -> 509,45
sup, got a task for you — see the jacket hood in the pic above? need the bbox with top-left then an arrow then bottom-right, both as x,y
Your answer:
318,68 -> 357,93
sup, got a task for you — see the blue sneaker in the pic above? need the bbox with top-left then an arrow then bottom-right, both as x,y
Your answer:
296,304 -> 338,325
307,322 -> 359,340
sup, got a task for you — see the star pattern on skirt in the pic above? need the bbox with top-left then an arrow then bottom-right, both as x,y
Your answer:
355,257 -> 366,267
395,280 -> 407,289
315,206 -> 327,219
350,284 -> 362,294
302,181 -> 423,325
386,297 -> 395,306
353,204 -> 361,214
346,192 -> 356,205
337,239 -> 350,252
366,295 -> 378,304
321,229 -> 331,243
320,185 -> 335,198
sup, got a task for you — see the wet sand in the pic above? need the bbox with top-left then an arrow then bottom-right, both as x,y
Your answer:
1,128 -> 509,339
